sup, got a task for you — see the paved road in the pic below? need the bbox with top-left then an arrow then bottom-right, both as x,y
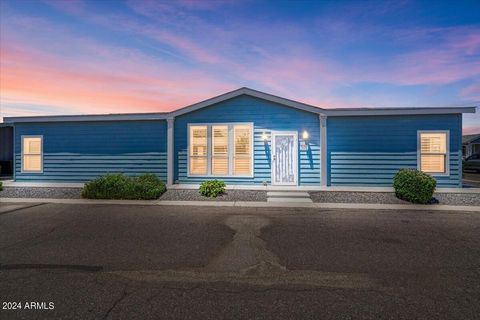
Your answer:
0,203 -> 479,319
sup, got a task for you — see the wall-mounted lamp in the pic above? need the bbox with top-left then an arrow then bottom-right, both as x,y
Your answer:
302,130 -> 309,140
262,132 -> 268,141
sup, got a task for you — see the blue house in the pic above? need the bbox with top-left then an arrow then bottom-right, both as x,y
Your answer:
3,88 -> 476,188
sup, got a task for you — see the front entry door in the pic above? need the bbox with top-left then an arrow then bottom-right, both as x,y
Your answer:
271,131 -> 298,185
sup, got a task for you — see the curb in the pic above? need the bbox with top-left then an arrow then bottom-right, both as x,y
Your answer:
1,198 -> 479,212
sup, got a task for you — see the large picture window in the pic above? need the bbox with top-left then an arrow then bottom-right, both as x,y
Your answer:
188,123 -> 253,177
418,131 -> 449,175
22,136 -> 43,172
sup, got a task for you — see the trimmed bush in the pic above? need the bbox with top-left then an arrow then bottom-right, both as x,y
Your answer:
199,180 -> 226,198
82,173 -> 166,200
393,169 -> 436,204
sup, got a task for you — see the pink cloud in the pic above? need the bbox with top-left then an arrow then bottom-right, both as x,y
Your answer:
463,126 -> 480,135
3,2 -> 480,122
0,40 -> 235,115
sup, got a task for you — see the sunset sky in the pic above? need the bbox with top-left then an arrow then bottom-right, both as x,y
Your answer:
0,0 -> 479,133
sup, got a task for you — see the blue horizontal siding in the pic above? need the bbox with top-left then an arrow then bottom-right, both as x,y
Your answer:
327,114 -> 462,187
15,153 -> 167,182
14,121 -> 167,182
330,152 -> 460,187
174,95 -> 320,185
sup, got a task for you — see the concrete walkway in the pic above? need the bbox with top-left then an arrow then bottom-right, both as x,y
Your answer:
267,191 -> 313,203
2,197 -> 479,212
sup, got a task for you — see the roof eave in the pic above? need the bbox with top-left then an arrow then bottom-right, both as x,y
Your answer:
324,106 -> 477,117
3,113 -> 168,123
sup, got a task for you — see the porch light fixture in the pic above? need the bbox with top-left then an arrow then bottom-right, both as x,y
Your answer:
302,130 -> 309,140
262,132 -> 268,141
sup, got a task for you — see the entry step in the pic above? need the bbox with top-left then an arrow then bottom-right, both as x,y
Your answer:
267,191 -> 313,203
267,197 -> 313,203
267,192 -> 310,197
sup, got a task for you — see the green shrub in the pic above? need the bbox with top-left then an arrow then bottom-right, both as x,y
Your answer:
393,169 -> 436,204
0,181 -> 2,192
199,180 -> 226,198
82,173 -> 166,200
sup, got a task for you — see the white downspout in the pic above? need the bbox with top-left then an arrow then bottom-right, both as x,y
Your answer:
167,117 -> 174,186
320,114 -> 327,187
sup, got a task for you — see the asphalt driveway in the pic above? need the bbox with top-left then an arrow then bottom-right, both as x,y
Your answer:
0,203 -> 479,319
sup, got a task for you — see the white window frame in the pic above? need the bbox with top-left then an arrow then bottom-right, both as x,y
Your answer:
417,130 -> 449,177
188,125 -> 209,176
21,135 -> 43,173
187,123 -> 254,178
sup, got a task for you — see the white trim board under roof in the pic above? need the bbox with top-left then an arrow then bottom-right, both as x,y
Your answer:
4,112 -> 168,123
3,87 -> 477,123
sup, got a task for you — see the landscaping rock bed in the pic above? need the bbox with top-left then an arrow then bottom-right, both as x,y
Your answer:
1,187 -> 477,206
310,191 -> 480,206
159,189 -> 268,202
310,191 -> 408,204
434,193 -> 480,206
0,187 -> 83,199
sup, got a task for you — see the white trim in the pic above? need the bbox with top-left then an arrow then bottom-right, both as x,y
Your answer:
5,113 -> 168,123
167,118 -> 174,186
320,115 -> 327,186
325,107 -> 476,116
21,135 -> 43,174
187,122 -> 254,178
417,130 -> 450,177
187,124 -> 208,176
271,131 -> 298,186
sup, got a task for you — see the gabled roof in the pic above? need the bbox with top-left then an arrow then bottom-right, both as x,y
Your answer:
463,134 -> 480,144
2,87 -> 477,123
168,87 -> 324,118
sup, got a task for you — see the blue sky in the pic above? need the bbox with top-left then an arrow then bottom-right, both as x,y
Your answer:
0,0 -> 479,133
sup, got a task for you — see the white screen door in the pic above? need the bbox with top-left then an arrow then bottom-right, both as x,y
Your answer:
271,131 -> 298,185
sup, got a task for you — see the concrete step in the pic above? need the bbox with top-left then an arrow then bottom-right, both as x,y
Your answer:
267,197 -> 313,203
267,191 -> 310,197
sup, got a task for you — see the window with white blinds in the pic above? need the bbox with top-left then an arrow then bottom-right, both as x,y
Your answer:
212,126 -> 229,175
189,126 -> 208,175
418,131 -> 448,174
22,136 -> 43,172
188,123 -> 253,176
233,125 -> 252,176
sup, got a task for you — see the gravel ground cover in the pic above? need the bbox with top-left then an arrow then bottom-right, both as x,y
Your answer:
159,189 -> 268,202
434,193 -> 480,206
310,191 -> 407,204
1,187 -> 477,206
310,191 -> 480,206
0,187 -> 83,199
